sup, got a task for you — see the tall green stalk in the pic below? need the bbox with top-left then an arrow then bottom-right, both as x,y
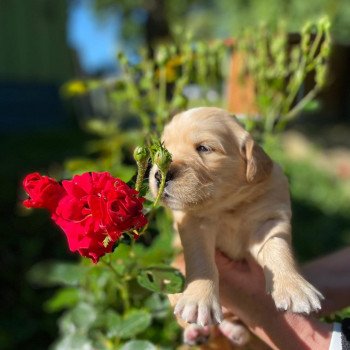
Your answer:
133,146 -> 150,193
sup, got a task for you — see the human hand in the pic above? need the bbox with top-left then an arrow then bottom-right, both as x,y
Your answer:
215,251 -> 277,327
215,251 -> 332,350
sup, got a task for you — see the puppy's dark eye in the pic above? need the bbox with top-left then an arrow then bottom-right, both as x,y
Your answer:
196,145 -> 211,153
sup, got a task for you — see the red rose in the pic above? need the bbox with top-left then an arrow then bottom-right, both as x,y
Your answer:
52,172 -> 147,263
107,180 -> 148,232
22,172 -> 65,212
22,171 -> 147,263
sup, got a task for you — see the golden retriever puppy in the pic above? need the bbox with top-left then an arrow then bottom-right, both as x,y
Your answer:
149,107 -> 323,344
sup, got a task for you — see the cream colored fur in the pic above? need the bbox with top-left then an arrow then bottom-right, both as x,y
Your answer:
150,107 -> 323,330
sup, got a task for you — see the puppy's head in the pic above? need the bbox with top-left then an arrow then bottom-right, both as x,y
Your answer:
150,107 -> 273,211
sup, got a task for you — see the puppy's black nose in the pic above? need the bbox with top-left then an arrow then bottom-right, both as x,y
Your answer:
155,170 -> 162,185
155,170 -> 174,186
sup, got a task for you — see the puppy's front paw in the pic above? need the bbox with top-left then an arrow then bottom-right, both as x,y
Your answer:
183,324 -> 211,345
271,274 -> 323,314
174,286 -> 223,326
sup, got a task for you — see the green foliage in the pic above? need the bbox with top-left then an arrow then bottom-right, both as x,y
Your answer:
137,266 -> 184,294
120,340 -> 157,350
24,131 -> 181,349
44,288 -> 80,313
265,136 -> 350,261
238,17 -> 331,140
28,261 -> 87,287
103,309 -> 152,339
265,136 -> 350,217
64,39 -> 228,136
323,307 -> 350,324
28,207 -> 181,348
92,0 -> 350,45
286,159 -> 350,215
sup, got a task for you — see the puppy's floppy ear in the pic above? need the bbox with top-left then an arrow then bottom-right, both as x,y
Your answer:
240,135 -> 273,183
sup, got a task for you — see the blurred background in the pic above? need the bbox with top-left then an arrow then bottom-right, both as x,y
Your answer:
1,0 -> 350,349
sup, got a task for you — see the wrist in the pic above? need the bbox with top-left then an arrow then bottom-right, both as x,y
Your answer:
291,315 -> 332,350
253,313 -> 332,350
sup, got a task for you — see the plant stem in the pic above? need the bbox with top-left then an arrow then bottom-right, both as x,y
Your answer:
101,260 -> 130,312
119,283 -> 130,312
138,169 -> 166,236
308,26 -> 324,62
153,170 -> 166,207
135,163 -> 146,192
283,87 -> 319,122
129,236 -> 136,258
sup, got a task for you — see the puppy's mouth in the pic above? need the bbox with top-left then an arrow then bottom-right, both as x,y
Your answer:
161,186 -> 212,211
161,189 -> 184,210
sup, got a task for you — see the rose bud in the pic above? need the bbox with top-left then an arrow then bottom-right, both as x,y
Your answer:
22,172 -> 65,212
133,146 -> 149,164
154,147 -> 172,174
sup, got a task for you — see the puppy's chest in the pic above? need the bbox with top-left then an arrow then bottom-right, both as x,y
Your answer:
214,212 -> 251,259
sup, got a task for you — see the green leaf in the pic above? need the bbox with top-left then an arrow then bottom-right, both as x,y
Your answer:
118,309 -> 152,339
103,310 -> 122,338
27,261 -> 87,287
120,340 -> 156,350
71,303 -> 98,330
52,333 -> 94,350
44,287 -> 80,313
144,293 -> 170,319
59,303 -> 97,333
101,309 -> 152,340
109,242 -> 132,261
137,266 -> 184,294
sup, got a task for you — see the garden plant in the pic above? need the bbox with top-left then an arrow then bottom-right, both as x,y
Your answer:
24,17 -> 350,350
